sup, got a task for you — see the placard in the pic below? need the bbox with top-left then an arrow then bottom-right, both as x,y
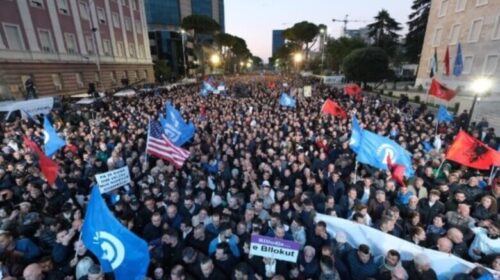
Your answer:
249,234 -> 300,263
95,166 -> 131,193
303,85 -> 312,97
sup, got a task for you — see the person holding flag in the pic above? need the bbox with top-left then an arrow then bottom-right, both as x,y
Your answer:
279,93 -> 296,108
43,115 -> 66,157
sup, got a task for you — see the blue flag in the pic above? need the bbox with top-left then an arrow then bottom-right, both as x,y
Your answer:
355,130 -> 414,177
160,102 -> 195,146
199,81 -> 215,97
279,93 -> 296,108
453,43 -> 463,77
82,187 -> 149,280
437,105 -> 454,123
349,115 -> 362,153
43,116 -> 65,157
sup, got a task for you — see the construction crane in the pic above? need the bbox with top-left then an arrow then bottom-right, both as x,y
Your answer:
332,15 -> 369,37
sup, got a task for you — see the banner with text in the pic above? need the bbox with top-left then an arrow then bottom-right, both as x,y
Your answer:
303,85 -> 312,97
95,166 -> 131,193
249,234 -> 300,263
315,214 -> 497,280
0,97 -> 54,120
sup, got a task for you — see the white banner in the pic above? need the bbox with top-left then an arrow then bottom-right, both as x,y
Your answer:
303,85 -> 312,97
249,234 -> 300,263
315,214 -> 497,280
0,97 -> 54,120
95,166 -> 131,193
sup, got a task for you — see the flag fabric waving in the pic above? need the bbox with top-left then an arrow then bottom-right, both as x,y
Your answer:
344,84 -> 362,96
82,186 -> 150,280
429,79 -> 457,101
453,43 -> 463,77
446,130 -> 500,170
355,130 -> 414,177
279,93 -> 296,108
146,120 -> 190,168
321,99 -> 347,119
349,115 -> 363,153
160,102 -> 195,146
443,46 -> 450,76
437,105 -> 454,123
43,116 -> 66,157
23,136 -> 59,185
387,155 -> 406,187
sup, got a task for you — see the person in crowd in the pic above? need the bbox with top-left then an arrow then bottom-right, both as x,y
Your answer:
346,244 -> 379,280
402,253 -> 437,280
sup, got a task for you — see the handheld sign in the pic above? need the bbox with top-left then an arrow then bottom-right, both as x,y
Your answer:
249,234 -> 300,263
95,166 -> 131,193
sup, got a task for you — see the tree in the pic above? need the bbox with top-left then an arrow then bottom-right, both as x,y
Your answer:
343,47 -> 390,87
181,15 -> 220,43
325,37 -> 367,72
405,0 -> 431,63
153,60 -> 172,83
367,10 -> 402,56
283,21 -> 320,61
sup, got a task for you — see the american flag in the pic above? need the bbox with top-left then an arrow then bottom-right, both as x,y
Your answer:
146,121 -> 190,168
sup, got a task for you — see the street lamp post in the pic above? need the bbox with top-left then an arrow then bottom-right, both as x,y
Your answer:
180,29 -> 188,78
319,28 -> 326,74
210,53 -> 221,74
467,77 -> 493,129
293,52 -> 303,73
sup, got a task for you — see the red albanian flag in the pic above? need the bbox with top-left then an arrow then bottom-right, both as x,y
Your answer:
429,79 -> 457,101
321,99 -> 347,119
23,136 -> 59,185
446,130 -> 500,170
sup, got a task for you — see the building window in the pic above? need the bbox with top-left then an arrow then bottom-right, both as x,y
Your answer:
135,70 -> 139,80
58,0 -> 70,15
39,29 -> 55,53
129,43 -> 136,57
117,41 -> 124,56
3,23 -> 25,50
94,72 -> 100,83
76,73 -> 84,88
493,15 -> 500,40
449,24 -> 461,45
97,7 -> 106,24
103,39 -> 111,56
112,13 -> 120,28
86,36 -> 95,54
438,0 -> 448,17
52,74 -> 63,91
138,44 -> 145,58
483,54 -> 498,75
124,17 -> 132,32
132,0 -> 137,10
463,56 -> 474,74
456,0 -> 467,11
30,0 -> 44,8
79,1 -> 89,20
110,71 -> 117,85
468,19 -> 483,42
64,33 -> 77,54
135,20 -> 142,34
143,70 -> 148,79
432,27 -> 443,46
476,0 -> 488,6
121,0 -> 127,7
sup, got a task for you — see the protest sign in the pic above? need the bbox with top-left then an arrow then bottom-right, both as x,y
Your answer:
303,85 -> 312,97
95,166 -> 131,193
249,234 -> 300,263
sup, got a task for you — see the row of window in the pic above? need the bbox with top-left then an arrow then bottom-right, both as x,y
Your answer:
78,1 -> 142,34
432,15 -> 500,46
50,69 -> 148,91
1,23 -> 146,58
438,0 -> 489,17
30,0 -> 139,14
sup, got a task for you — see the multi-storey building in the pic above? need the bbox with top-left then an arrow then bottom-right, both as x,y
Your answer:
0,0 -> 154,98
416,0 -> 500,94
145,0 -> 225,77
272,29 -> 285,57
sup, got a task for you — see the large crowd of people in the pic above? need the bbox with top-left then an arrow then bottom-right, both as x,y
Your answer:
0,75 -> 498,280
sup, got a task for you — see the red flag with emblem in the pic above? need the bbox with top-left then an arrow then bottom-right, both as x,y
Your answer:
446,130 -> 500,170
321,99 -> 347,119
429,79 -> 457,101
23,136 -> 59,185
344,84 -> 362,97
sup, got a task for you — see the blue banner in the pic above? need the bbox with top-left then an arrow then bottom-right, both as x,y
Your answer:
279,93 -> 296,108
160,102 -> 195,146
43,116 -> 65,157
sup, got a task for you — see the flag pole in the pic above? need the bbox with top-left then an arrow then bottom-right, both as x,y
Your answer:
354,160 -> 359,182
145,117 -> 151,163
435,159 -> 446,176
488,166 -> 498,185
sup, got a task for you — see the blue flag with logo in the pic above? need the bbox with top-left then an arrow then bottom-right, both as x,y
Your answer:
355,130 -> 414,177
437,105 -> 454,123
279,93 -> 296,108
43,116 -> 65,157
453,43 -> 463,77
160,102 -> 195,146
349,115 -> 363,153
82,186 -> 149,280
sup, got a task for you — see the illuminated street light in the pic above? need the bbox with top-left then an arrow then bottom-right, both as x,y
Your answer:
467,77 -> 493,128
210,53 -> 221,66
293,52 -> 303,63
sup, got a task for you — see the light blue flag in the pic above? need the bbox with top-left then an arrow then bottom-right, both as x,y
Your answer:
43,116 -> 65,157
160,102 -> 195,146
453,43 -> 463,77
279,93 -> 296,108
437,105 -> 454,123
349,115 -> 362,153
82,186 -> 149,280
356,130 -> 414,177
